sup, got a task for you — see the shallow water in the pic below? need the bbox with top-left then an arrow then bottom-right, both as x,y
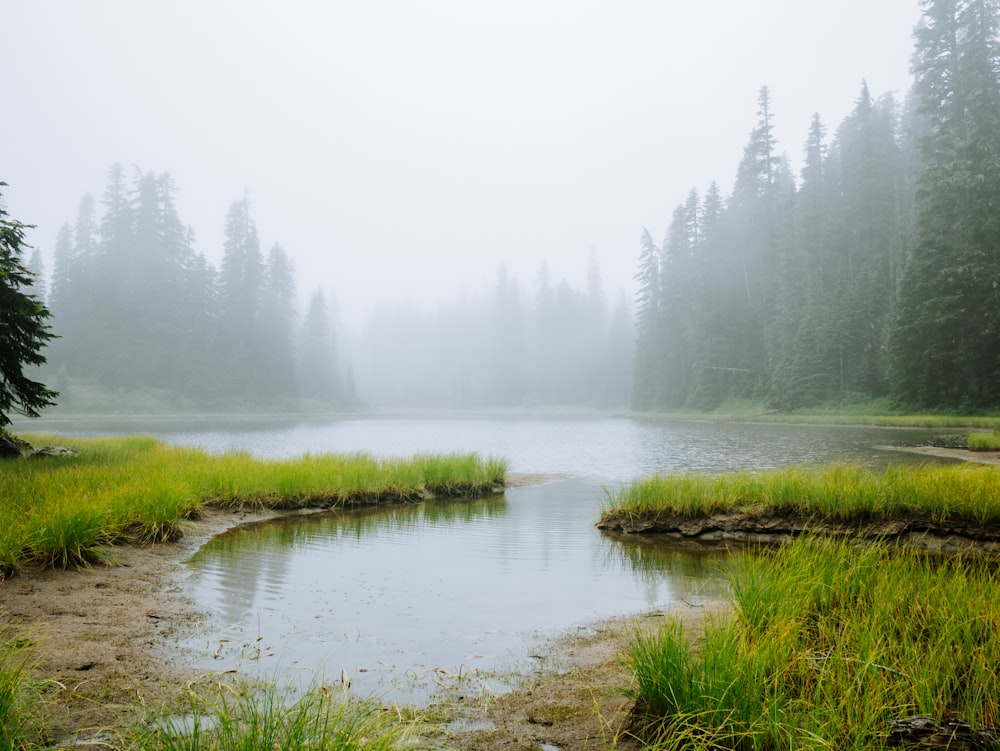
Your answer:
27,415 -> 956,703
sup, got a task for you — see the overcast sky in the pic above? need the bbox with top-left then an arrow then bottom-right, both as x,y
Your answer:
2,1 -> 923,327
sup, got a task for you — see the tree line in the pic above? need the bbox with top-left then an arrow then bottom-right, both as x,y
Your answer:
633,0 -> 1000,414
33,164 -> 353,411
352,260 -> 632,409
24,165 -> 630,413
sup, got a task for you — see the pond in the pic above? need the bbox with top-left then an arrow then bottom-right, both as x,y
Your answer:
30,415 -> 957,704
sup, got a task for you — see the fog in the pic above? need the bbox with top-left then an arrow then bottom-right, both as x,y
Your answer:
4,2 -> 919,323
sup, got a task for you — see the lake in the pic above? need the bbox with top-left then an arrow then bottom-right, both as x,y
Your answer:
28,414 -> 956,703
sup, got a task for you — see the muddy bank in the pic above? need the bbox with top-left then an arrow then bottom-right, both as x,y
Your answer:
0,507 -> 286,740
597,508 -> 1000,554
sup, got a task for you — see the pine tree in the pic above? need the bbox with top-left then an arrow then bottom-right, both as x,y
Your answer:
0,183 -> 58,426
631,227 -> 661,410
891,0 -> 1000,408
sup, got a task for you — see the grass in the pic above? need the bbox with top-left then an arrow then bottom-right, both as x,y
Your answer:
0,434 -> 507,577
0,623 -> 44,751
135,678 -> 414,751
968,430 -> 1000,451
627,537 -> 1000,750
601,462 -> 1000,528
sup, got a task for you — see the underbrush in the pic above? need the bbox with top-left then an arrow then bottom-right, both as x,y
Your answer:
0,435 -> 506,577
628,537 -> 1000,749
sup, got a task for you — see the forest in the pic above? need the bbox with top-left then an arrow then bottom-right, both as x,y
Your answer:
633,0 -> 1000,413
19,0 -> 1000,415
25,165 -> 631,412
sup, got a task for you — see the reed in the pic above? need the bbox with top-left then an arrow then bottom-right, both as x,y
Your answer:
135,679 -> 412,751
0,435 -> 507,577
628,537 -> 1000,749
602,462 -> 1000,527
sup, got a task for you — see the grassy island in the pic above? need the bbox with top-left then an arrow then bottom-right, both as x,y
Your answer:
0,434 -> 506,577
599,463 -> 1000,539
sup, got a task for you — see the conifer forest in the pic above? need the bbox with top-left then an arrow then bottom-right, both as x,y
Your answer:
633,0 -> 1000,413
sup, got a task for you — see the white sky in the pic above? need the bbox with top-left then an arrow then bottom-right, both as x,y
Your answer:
2,1 -> 923,328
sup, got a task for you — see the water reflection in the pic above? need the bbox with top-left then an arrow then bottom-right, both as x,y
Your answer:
179,479 -> 731,704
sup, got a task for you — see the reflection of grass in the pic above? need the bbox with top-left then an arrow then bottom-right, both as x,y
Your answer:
0,435 -> 507,576
628,537 -> 1000,749
602,463 -> 1000,527
969,430 -> 1000,451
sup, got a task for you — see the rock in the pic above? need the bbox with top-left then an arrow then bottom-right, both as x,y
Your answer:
0,436 -> 22,458
30,445 -> 79,458
886,715 -> 1000,749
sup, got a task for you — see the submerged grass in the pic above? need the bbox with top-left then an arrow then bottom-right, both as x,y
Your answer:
627,537 -> 1000,749
0,435 -> 507,577
602,462 -> 1000,528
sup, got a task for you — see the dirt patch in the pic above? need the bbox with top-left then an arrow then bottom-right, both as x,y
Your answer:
418,605 -> 728,750
0,508 -> 284,741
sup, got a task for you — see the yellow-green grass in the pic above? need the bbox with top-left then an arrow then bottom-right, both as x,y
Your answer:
628,537 -> 1000,749
0,627 -> 43,751
0,435 -> 506,577
601,463 -> 1000,528
135,678 -> 414,751
968,430 -> 1000,451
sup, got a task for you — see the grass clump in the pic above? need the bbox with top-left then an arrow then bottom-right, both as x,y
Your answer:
968,430 -> 1000,451
627,537 -> 1000,749
602,463 -> 1000,528
0,624 -> 44,751
136,679 -> 414,751
0,435 -> 507,577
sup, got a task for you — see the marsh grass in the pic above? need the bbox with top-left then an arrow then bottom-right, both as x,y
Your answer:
135,679 -> 414,751
0,435 -> 507,576
628,537 -> 1000,750
602,463 -> 1000,527
0,626 -> 43,751
968,430 -> 1000,451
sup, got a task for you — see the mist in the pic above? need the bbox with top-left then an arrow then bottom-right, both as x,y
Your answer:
1,1 -> 942,414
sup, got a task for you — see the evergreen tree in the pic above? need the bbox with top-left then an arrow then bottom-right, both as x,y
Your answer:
631,227 -> 661,410
218,195 -> 265,398
257,244 -> 298,400
891,0 -> 1000,408
0,183 -> 58,425
297,288 -> 339,401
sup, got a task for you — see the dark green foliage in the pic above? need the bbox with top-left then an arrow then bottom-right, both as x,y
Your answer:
891,0 -> 1000,409
0,183 -> 58,426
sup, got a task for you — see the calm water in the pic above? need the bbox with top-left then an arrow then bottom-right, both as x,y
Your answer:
27,415 -> 955,703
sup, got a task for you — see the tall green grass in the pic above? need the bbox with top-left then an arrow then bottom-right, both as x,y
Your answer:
628,537 -> 1000,750
136,680 -> 412,751
0,435 -> 507,577
0,626 -> 42,751
968,430 -> 1000,451
602,463 -> 1000,527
